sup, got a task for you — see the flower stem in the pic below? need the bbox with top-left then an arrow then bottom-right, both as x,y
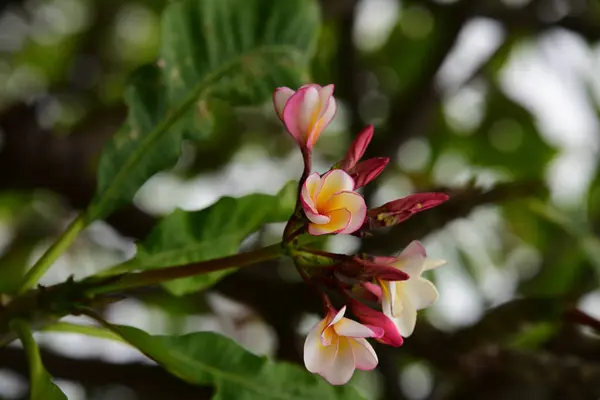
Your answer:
86,242 -> 283,296
17,214 -> 86,294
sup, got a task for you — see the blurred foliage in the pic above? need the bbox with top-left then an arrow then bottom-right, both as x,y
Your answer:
1,0 -> 600,399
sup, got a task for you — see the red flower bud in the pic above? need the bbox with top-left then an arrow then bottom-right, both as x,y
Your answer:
350,300 -> 404,347
349,157 -> 389,189
339,125 -> 374,170
367,192 -> 449,229
337,255 -> 409,282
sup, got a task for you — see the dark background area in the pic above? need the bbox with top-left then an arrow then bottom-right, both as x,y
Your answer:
1,0 -> 600,399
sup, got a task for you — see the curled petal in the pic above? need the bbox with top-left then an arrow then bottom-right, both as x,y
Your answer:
317,170 -> 355,205
308,208 -> 351,235
326,191 -> 367,234
273,87 -> 295,120
404,277 -> 439,310
333,318 -> 382,338
323,337 -> 355,385
351,338 -> 378,371
304,318 -> 335,373
391,290 -> 418,337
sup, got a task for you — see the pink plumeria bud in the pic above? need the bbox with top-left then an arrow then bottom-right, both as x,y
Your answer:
304,306 -> 382,385
340,255 -> 409,281
349,157 -> 389,189
301,170 -> 367,236
350,300 -> 404,347
339,125 -> 374,170
378,241 -> 446,337
273,84 -> 337,151
367,192 -> 449,229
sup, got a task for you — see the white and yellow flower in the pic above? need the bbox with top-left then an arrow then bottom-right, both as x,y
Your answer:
300,170 -> 366,235
379,241 -> 446,337
304,306 -> 382,385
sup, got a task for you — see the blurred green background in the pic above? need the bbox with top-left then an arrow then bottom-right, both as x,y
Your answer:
1,0 -> 600,399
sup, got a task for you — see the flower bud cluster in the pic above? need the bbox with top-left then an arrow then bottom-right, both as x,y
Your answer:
273,84 -> 449,385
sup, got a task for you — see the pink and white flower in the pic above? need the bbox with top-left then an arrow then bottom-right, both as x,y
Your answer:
379,241 -> 446,337
304,306 -> 382,385
273,84 -> 337,150
300,170 -> 367,235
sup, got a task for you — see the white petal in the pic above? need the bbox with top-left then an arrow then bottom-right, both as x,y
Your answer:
404,278 -> 439,310
392,291 -> 417,337
273,87 -> 295,118
321,337 -> 356,385
304,319 -> 335,373
424,258 -> 447,271
333,318 -> 378,338
396,254 -> 426,278
327,306 -> 347,328
399,241 -> 426,258
350,338 -> 378,371
300,87 -> 320,133
381,280 -> 394,317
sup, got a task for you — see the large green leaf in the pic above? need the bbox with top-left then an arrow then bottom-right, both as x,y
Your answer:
87,0 -> 319,221
107,324 -> 364,399
10,320 -> 67,400
132,181 -> 296,295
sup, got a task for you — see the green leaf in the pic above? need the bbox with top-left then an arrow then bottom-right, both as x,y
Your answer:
134,182 -> 296,295
107,324 -> 365,400
88,0 -> 319,221
10,320 -> 67,400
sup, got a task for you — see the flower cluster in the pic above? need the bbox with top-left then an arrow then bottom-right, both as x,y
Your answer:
274,84 -> 449,385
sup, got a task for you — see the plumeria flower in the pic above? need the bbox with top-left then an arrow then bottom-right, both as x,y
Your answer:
304,306 -> 382,385
273,84 -> 337,151
379,241 -> 446,337
301,170 -> 366,235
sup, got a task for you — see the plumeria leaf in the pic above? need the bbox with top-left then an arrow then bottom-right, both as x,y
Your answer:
87,0 -> 319,221
105,324 -> 365,399
10,320 -> 67,400
133,182 -> 296,295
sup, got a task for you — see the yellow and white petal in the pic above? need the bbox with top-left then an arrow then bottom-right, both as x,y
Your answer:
380,280 -> 394,317
333,318 -> 378,338
323,191 -> 366,234
404,277 -> 439,310
301,173 -> 322,212
308,208 -> 351,235
350,338 -> 378,371
391,291 -> 417,337
316,170 -> 355,206
304,319 -> 336,373
424,258 -> 447,271
273,87 -> 295,118
327,306 -> 347,327
321,337 -> 356,385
